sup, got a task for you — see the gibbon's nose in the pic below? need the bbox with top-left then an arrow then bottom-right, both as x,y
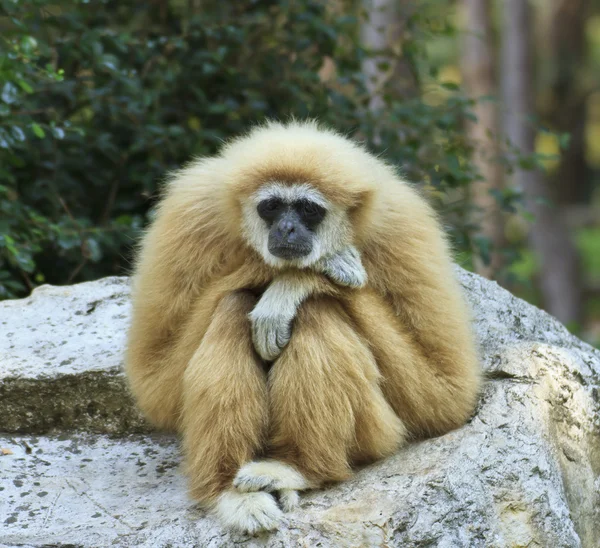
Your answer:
277,218 -> 297,242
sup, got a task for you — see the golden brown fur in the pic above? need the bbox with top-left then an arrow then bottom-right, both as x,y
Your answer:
125,121 -> 481,527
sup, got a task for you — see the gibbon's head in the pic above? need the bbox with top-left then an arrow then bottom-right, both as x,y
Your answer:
240,181 -> 351,268
221,121 -> 387,269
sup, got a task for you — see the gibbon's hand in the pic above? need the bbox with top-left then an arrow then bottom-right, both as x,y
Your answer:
315,246 -> 367,289
249,277 -> 307,361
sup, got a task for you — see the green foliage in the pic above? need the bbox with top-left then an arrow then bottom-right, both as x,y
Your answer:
0,0 -> 520,298
576,227 -> 600,283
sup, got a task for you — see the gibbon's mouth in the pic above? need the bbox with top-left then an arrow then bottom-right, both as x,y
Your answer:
268,243 -> 312,260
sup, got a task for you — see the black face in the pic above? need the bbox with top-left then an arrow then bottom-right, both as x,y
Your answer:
257,197 -> 327,260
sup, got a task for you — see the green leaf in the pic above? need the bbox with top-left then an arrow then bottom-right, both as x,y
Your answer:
51,126 -> 65,139
440,82 -> 459,91
17,80 -> 33,93
10,126 -> 25,142
86,238 -> 102,262
522,212 -> 535,223
558,132 -> 571,150
31,123 -> 45,139
1,83 -> 18,105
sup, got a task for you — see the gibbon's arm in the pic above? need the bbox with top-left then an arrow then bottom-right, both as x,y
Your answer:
250,246 -> 365,361
249,271 -> 335,362
128,166 -> 238,343
313,245 -> 367,289
126,164 -> 278,430
249,273 -> 311,362
359,183 -> 480,423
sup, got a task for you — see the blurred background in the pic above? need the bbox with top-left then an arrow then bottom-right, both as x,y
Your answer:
1,0 -> 599,347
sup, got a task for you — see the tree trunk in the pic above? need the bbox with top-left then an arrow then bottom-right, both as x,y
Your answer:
546,0 -> 591,205
461,0 -> 506,279
360,0 -> 418,117
501,0 -> 582,326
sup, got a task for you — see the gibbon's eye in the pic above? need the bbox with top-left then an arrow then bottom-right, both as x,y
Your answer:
296,199 -> 326,228
257,198 -> 283,221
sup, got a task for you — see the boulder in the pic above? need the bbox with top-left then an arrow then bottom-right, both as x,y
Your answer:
0,277 -> 146,434
1,270 -> 599,547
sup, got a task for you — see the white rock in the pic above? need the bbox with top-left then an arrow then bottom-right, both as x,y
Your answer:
0,269 -> 599,547
0,277 -> 146,433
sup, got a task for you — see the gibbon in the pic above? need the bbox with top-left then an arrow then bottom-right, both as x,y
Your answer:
125,121 -> 481,534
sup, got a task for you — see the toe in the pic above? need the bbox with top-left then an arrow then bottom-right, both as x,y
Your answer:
233,473 -> 275,493
277,489 -> 300,512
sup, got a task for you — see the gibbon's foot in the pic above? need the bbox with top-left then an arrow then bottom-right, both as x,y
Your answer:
317,246 -> 367,289
273,489 -> 300,513
215,490 -> 283,535
233,460 -> 314,511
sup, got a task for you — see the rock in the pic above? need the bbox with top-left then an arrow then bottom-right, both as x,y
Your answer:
0,277 -> 147,434
1,269 -> 599,547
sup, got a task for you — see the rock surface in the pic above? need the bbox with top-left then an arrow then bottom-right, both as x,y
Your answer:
0,277 -> 147,434
1,270 -> 599,547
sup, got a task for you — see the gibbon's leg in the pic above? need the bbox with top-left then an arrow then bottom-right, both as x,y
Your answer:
237,295 -> 406,504
125,283 -> 251,431
180,291 -> 282,534
126,258 -> 272,432
343,288 -> 480,438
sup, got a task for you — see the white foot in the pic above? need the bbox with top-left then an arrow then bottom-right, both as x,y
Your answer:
214,489 -> 283,535
233,460 -> 315,511
277,489 -> 300,512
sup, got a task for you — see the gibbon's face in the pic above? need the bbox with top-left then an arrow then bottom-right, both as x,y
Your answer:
241,182 -> 352,268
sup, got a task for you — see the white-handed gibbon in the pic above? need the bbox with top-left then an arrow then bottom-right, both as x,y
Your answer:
124,121 -> 481,534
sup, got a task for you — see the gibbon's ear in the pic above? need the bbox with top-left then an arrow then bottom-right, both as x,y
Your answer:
348,188 -> 376,245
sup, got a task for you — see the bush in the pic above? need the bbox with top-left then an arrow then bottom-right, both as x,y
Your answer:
0,0 -> 496,298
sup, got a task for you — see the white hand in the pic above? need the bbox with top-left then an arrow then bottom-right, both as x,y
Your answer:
249,278 -> 305,361
316,246 -> 367,288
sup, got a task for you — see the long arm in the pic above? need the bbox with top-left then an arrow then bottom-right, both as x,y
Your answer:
354,182 -> 482,436
125,161 -> 272,429
250,246 -> 366,361
234,294 -> 406,512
